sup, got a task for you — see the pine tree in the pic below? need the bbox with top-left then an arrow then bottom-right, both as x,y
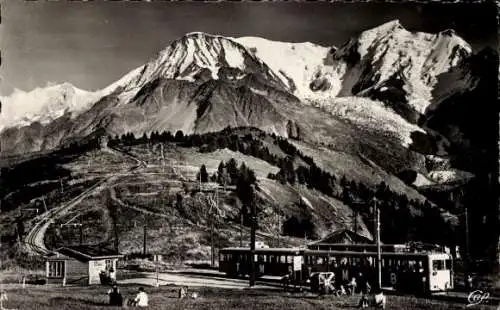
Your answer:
210,173 -> 217,182
217,161 -> 225,183
197,164 -> 209,183
226,158 -> 239,185
175,130 -> 184,142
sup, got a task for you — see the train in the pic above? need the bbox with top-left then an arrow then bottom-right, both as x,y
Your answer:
218,246 -> 454,294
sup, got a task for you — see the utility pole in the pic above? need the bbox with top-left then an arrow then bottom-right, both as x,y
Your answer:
375,198 -> 382,289
249,186 -> 256,287
353,209 -> 358,234
79,217 -> 83,245
160,143 -> 165,174
143,215 -> 147,257
465,205 -> 470,280
240,211 -> 243,247
60,214 -> 84,245
277,213 -> 281,248
373,202 -> 377,245
210,188 -> 217,268
41,197 -> 48,213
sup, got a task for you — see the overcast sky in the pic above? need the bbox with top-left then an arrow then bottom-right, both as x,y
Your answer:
0,1 -> 496,95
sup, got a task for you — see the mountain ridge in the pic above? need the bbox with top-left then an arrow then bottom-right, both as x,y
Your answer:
1,20 -> 482,135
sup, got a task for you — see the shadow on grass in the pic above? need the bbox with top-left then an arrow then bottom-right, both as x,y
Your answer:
49,296 -> 109,307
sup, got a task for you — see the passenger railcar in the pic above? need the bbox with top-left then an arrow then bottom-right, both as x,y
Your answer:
219,247 -> 453,293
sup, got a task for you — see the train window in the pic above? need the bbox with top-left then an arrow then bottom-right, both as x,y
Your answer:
316,257 -> 324,265
445,260 -> 452,270
432,260 -> 444,271
280,256 -> 287,263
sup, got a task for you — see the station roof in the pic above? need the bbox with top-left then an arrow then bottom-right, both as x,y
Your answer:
48,245 -> 123,261
308,229 -> 373,245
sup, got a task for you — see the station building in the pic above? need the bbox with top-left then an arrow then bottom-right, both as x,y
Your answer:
45,245 -> 123,285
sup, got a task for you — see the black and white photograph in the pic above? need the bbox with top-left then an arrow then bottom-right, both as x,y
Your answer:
0,1 -> 498,309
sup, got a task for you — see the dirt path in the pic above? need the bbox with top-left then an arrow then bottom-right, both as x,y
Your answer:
118,270 -> 281,290
109,187 -> 172,219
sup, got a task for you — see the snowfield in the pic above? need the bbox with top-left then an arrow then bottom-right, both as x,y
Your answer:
321,96 -> 425,147
235,36 -> 342,101
427,169 -> 475,184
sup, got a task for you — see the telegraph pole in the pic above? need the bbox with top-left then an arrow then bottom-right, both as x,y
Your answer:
353,209 -> 358,234
375,198 -> 382,289
240,212 -> 243,247
210,188 -> 217,268
41,197 -> 48,213
79,217 -> 83,245
465,205 -> 470,281
277,213 -> 281,248
143,215 -> 147,257
249,186 -> 256,287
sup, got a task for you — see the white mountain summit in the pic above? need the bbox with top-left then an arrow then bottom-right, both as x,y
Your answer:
0,83 -> 98,132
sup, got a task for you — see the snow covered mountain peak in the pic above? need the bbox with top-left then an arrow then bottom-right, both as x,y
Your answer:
369,19 -> 405,34
130,32 -> 287,92
0,82 -> 99,131
333,20 -> 473,113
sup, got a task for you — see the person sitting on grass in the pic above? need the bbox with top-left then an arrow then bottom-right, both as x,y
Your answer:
107,285 -> 123,306
346,277 -> 357,295
108,267 -> 116,285
128,287 -> 148,307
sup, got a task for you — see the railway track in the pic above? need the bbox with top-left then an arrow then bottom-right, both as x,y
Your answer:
24,177 -> 114,256
23,146 -> 149,256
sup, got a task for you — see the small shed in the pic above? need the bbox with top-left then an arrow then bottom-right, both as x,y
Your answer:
46,245 -> 123,285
